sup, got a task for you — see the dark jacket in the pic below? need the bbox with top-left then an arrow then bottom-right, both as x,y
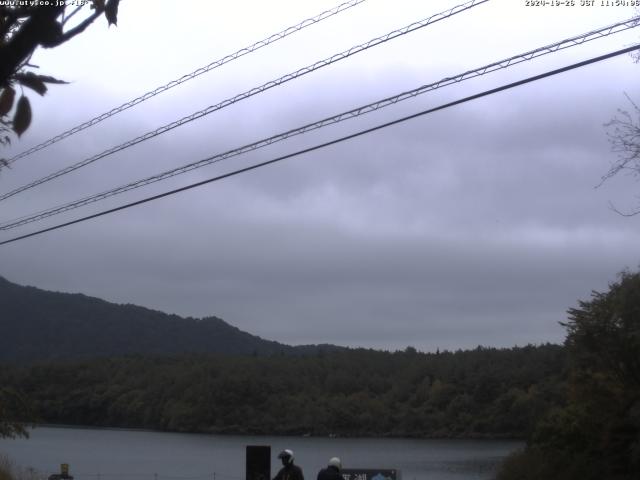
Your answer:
274,464 -> 304,480
317,466 -> 341,480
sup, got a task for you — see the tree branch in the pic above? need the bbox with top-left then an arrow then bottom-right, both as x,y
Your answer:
0,5 -> 64,85
58,7 -> 103,44
608,200 -> 640,217
61,5 -> 84,26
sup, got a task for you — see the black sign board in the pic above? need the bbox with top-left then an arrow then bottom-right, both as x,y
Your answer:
246,445 -> 271,480
341,469 -> 398,480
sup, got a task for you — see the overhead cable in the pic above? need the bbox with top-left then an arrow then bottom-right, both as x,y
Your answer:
0,0 -> 489,203
4,0 -> 369,166
1,16 -> 637,231
1,44 -> 637,247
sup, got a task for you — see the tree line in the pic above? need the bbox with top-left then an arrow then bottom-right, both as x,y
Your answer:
497,270 -> 640,480
3,270 -> 638,479
0,344 -> 565,439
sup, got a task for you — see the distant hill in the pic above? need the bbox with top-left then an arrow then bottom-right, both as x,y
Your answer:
0,276 -> 336,362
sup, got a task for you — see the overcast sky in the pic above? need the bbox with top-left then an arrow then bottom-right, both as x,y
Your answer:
1,0 -> 639,351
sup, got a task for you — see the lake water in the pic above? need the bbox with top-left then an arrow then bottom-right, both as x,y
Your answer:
0,427 -> 521,480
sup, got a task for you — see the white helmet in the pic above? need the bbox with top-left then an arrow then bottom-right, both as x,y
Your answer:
278,449 -> 294,465
328,457 -> 341,470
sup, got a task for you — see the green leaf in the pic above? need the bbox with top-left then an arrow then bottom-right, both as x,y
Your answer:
13,72 -> 68,96
0,87 -> 16,116
37,75 -> 68,85
13,96 -> 32,137
14,72 -> 47,96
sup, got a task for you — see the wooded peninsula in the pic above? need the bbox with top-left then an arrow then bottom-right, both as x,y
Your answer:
0,344 -> 565,438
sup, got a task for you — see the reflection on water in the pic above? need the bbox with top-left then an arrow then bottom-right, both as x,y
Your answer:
0,427 -> 521,480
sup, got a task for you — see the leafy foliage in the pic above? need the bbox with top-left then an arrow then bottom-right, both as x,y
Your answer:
0,387 -> 32,439
0,1 -> 119,157
0,454 -> 45,480
11,95 -> 31,138
497,270 -> 640,480
0,344 -> 566,438
603,95 -> 640,215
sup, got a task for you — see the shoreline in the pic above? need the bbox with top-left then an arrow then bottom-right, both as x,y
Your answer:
25,423 -> 524,442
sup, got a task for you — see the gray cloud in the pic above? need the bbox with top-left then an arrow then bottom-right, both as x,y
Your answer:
1,0 -> 639,352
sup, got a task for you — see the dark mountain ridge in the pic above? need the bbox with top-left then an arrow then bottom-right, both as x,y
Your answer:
0,276 -> 336,362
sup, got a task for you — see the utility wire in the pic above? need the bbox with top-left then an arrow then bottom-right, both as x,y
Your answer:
1,16 -> 637,231
0,0 -> 488,203
1,44 -> 637,247
4,0 -> 369,166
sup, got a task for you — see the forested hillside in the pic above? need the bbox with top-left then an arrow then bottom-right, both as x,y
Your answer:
0,276 -> 335,361
497,270 -> 640,480
0,345 -> 565,438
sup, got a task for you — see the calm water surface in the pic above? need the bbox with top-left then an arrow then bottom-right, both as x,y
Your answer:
0,427 -> 521,480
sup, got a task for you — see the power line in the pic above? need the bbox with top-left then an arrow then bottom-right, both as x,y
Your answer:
1,16 -> 637,231
4,0 -> 369,166
0,0 -> 489,203
1,44 -> 637,247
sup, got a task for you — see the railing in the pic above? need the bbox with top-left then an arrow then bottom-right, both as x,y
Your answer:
74,474 -> 242,480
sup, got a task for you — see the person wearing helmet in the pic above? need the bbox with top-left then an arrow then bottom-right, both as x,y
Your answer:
316,457 -> 342,480
273,449 -> 304,480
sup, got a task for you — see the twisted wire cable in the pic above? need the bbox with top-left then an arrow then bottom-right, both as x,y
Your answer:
0,0 -> 489,203
5,0 -> 369,166
1,15 -> 636,231
1,43 -> 638,247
